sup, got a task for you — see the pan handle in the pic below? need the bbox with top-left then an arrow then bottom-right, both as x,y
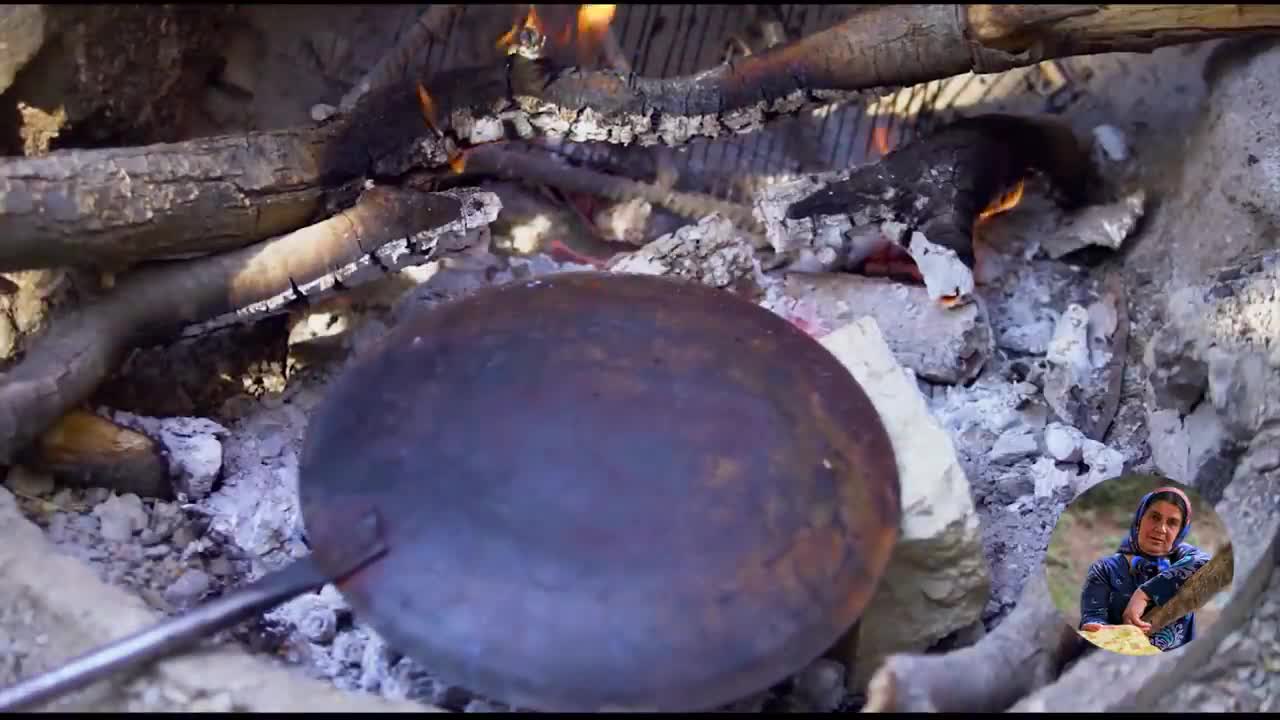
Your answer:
0,512 -> 387,712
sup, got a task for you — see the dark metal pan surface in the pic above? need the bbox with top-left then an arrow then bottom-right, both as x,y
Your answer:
301,271 -> 901,711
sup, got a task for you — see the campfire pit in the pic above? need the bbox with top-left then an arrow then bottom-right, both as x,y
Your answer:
3,3 -> 1280,714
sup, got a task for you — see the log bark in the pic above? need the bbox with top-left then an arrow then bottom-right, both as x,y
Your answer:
862,571 -> 1085,713
0,125 -> 350,273
26,410 -> 171,499
427,4 -> 1280,150
1142,543 -> 1235,635
2,4 -> 1277,274
0,185 -> 499,464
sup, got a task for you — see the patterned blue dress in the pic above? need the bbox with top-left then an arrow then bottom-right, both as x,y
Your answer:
1077,490 -> 1211,651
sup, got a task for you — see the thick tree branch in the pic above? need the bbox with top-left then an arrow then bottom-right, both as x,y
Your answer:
862,572 -> 1085,713
1141,543 -> 1235,635
427,4 -> 1280,150
0,125 -> 349,273
0,186 -> 499,464
3,4 -> 1276,274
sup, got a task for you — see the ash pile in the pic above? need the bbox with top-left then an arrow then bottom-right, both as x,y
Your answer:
3,3 -> 1280,714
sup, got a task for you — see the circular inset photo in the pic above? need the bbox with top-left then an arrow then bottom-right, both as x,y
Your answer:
1044,473 -> 1234,657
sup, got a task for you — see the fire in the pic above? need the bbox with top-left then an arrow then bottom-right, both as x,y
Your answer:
415,82 -> 439,135
872,127 -> 892,156
575,4 -> 615,64
977,178 -> 1025,223
578,4 -> 615,31
497,5 -> 547,56
449,152 -> 467,175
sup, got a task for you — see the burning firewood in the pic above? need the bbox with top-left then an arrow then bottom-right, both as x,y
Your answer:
0,186 -> 499,465
757,113 -> 1094,305
3,5 -> 1277,277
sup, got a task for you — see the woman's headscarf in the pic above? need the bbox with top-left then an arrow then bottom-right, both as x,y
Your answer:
1117,485 -> 1193,575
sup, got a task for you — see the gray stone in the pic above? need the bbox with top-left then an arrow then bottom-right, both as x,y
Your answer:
1043,275 -> 1128,440
91,492 -> 148,543
164,569 -> 212,607
1042,422 -> 1084,463
989,428 -> 1039,465
791,659 -> 846,712
0,6 -> 46,94
818,318 -> 989,689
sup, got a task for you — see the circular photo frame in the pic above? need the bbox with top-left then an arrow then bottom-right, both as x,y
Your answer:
1044,473 -> 1235,657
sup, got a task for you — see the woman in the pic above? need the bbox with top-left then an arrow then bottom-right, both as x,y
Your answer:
1078,485 -> 1211,651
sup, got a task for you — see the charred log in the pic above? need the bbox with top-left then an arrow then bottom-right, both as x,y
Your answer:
862,572 -> 1085,713
0,186 -> 498,465
2,5 -> 1277,274
784,113 -> 1095,271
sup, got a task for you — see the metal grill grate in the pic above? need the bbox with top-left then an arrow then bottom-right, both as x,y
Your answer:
414,4 -> 1089,203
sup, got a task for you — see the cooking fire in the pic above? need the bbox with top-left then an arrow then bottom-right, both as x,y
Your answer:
1,3 -> 1279,714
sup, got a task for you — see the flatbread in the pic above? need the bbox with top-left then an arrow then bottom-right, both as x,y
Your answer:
1077,624 -> 1162,656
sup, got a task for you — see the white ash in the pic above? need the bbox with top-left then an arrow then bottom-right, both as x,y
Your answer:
108,411 -> 230,500
764,272 -> 993,385
1091,124 -> 1130,163
1039,189 -> 1145,260
605,213 -> 765,293
906,231 -> 975,303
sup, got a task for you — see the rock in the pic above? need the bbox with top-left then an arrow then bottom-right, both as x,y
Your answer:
790,659 -> 846,712
3,465 -> 55,496
0,5 -> 47,94
1042,273 -> 1128,440
1092,124 -> 1130,162
91,492 -> 148,542
164,568 -> 212,607
1142,248 -> 1280,501
1043,422 -> 1084,463
1146,404 -> 1237,495
606,214 -> 764,296
1029,457 -> 1075,499
1077,439 -> 1127,494
1144,323 -> 1209,415
112,412 -> 229,499
989,428 -> 1039,465
818,317 -> 989,689
764,272 -> 993,385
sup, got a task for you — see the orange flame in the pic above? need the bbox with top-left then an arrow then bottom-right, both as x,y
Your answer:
448,152 -> 467,175
578,5 -> 615,39
497,5 -> 545,50
416,82 -> 439,135
576,4 -> 616,66
977,178 -> 1026,223
872,127 -> 892,156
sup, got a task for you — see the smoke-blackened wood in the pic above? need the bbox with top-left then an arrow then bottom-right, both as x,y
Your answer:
0,186 -> 497,465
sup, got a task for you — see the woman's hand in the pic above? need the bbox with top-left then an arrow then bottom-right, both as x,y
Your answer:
1122,589 -> 1153,633
1080,623 -> 1106,632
